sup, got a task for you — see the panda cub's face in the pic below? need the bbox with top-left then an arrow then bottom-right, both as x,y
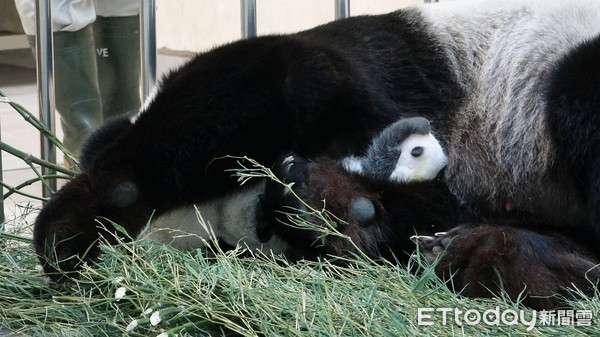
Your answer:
388,132 -> 447,182
342,116 -> 448,183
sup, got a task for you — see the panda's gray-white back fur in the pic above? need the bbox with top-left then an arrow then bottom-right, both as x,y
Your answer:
415,0 -> 600,213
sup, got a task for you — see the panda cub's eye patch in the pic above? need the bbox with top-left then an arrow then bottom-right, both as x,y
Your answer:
411,146 -> 424,157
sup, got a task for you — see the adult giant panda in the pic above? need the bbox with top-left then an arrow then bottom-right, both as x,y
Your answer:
34,0 -> 600,309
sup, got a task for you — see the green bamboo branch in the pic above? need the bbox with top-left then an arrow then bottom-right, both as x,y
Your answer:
0,141 -> 75,176
26,158 -> 56,194
0,181 -> 48,202
3,174 -> 71,199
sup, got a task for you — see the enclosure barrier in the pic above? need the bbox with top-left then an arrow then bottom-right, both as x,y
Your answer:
35,0 -> 57,199
335,0 -> 350,20
141,0 -> 157,100
241,0 -> 257,38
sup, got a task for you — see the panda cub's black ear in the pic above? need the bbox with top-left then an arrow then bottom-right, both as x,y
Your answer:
79,115 -> 133,170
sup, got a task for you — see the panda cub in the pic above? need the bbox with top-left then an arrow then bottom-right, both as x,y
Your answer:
341,117 -> 447,183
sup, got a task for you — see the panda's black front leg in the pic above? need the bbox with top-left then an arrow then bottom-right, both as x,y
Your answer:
417,224 -> 600,309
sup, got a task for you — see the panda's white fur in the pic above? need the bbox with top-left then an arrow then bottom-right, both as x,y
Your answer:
341,156 -> 364,175
143,181 -> 291,253
389,133 -> 447,183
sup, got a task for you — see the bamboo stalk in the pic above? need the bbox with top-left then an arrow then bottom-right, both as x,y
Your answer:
3,174 -> 71,199
0,141 -> 75,176
0,181 -> 48,202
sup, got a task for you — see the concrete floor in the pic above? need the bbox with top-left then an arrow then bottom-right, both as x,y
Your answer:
0,48 -> 190,227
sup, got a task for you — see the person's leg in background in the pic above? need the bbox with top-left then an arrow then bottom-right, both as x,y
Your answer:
13,0 -> 141,159
92,0 -> 141,119
15,0 -> 102,158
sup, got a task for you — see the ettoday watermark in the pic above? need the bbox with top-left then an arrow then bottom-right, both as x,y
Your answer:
417,307 -> 592,331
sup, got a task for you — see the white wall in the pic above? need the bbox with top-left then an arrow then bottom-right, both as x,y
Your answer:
156,0 -> 426,53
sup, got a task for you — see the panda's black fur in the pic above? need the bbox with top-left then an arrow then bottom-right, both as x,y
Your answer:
78,115 -> 133,170
34,0 -> 600,308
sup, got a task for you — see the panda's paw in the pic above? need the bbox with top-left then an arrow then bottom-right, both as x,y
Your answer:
265,153 -> 381,227
412,223 -> 600,309
412,227 -> 461,264
259,153 -> 388,256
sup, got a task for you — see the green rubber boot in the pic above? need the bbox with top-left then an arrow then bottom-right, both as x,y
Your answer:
54,25 -> 103,156
92,15 -> 141,119
28,25 -> 103,157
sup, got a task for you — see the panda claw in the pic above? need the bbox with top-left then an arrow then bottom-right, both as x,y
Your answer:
282,155 -> 295,174
410,235 -> 435,244
434,231 -> 447,237
282,155 -> 294,165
